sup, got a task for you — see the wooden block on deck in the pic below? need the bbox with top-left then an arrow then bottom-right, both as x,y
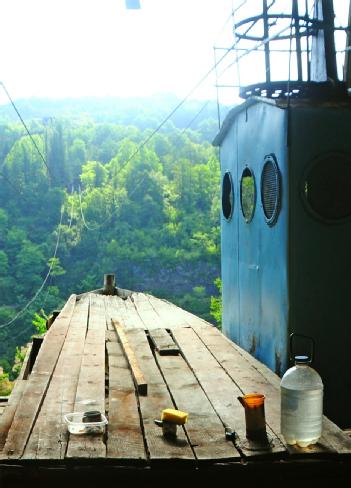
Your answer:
148,328 -> 180,356
112,319 -> 147,395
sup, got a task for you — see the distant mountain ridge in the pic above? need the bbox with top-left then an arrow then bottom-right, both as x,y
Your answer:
0,94 -> 229,135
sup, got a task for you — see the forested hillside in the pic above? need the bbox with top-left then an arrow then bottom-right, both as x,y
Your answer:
0,96 -> 223,374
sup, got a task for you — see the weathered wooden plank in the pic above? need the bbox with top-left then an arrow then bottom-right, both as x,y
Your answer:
172,327 -> 285,458
131,293 -> 164,330
106,336 -> 146,461
147,295 -> 189,329
320,418 -> 351,454
160,299 -> 210,329
125,328 -> 195,462
89,293 -> 108,330
0,342 -> 33,451
66,295 -> 106,459
105,294 -> 144,330
103,296 -> 116,331
0,380 -> 26,451
148,328 -> 179,356
22,297 -> 89,459
192,325 -> 347,456
0,295 -> 77,459
154,348 -> 241,462
31,295 -> 77,376
113,320 -> 147,395
123,296 -> 147,329
16,342 -> 33,380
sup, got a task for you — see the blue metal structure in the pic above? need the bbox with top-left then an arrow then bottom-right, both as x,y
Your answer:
213,97 -> 351,427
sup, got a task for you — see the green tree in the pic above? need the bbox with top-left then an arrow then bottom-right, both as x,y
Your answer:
210,278 -> 222,328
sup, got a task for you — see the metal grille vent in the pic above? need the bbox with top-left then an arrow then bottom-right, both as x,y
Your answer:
222,171 -> 234,221
261,156 -> 281,225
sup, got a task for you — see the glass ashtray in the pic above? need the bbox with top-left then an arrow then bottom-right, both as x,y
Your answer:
64,411 -> 108,435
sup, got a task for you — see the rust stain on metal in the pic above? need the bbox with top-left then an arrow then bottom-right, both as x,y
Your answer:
275,351 -> 282,377
249,336 -> 257,355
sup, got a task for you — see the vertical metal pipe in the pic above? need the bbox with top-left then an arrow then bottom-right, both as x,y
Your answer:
263,0 -> 271,83
343,0 -> 351,87
305,0 -> 311,81
292,0 -> 303,80
104,274 -> 116,295
321,0 -> 338,81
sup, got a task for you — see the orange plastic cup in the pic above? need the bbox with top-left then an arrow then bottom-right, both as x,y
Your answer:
242,393 -> 265,408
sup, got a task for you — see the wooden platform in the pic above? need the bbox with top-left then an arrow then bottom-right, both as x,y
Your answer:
0,292 -> 350,487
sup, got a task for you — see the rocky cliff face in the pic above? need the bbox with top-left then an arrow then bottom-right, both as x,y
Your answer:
121,261 -> 220,298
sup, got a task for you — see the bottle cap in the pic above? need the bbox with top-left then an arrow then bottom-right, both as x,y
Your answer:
294,355 -> 309,364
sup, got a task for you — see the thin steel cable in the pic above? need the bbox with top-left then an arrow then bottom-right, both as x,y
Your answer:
0,171 -> 30,203
181,100 -> 212,135
0,82 -> 52,180
119,21 -> 292,182
117,40 -> 244,175
124,23 -> 294,202
7,324 -> 32,347
41,274 -> 54,309
67,185 -> 75,230
232,2 -> 243,93
218,22 -> 292,78
77,184 -> 116,231
213,47 -> 222,129
0,206 -> 64,329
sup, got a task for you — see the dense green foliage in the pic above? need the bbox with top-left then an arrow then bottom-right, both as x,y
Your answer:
0,96 -> 222,373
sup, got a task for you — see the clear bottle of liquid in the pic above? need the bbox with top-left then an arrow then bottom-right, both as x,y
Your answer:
280,354 -> 323,448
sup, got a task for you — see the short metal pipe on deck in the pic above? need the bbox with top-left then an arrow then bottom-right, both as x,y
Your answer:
104,273 -> 116,295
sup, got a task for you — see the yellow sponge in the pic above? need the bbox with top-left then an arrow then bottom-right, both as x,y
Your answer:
161,408 -> 188,425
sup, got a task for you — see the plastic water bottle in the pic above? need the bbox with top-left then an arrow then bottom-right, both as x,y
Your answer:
280,337 -> 323,448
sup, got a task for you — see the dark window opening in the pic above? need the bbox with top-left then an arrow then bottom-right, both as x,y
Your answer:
304,154 -> 351,222
222,171 -> 234,220
240,167 -> 256,222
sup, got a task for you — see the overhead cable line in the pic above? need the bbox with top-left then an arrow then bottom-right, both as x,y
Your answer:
125,21 -> 293,201
67,185 -> 75,230
217,23 -> 293,79
0,206 -> 64,329
117,41 -> 241,174
0,171 -> 31,204
78,184 -> 116,231
181,100 -> 211,134
120,16 -> 291,177
213,0 -> 248,44
0,81 -> 52,180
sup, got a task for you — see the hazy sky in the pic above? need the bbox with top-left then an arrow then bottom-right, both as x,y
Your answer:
0,0 -> 235,104
0,1 -> 349,106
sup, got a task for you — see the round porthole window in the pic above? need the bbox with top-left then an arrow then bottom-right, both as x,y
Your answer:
261,155 -> 281,225
222,171 -> 234,220
303,153 -> 351,223
240,167 -> 256,223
